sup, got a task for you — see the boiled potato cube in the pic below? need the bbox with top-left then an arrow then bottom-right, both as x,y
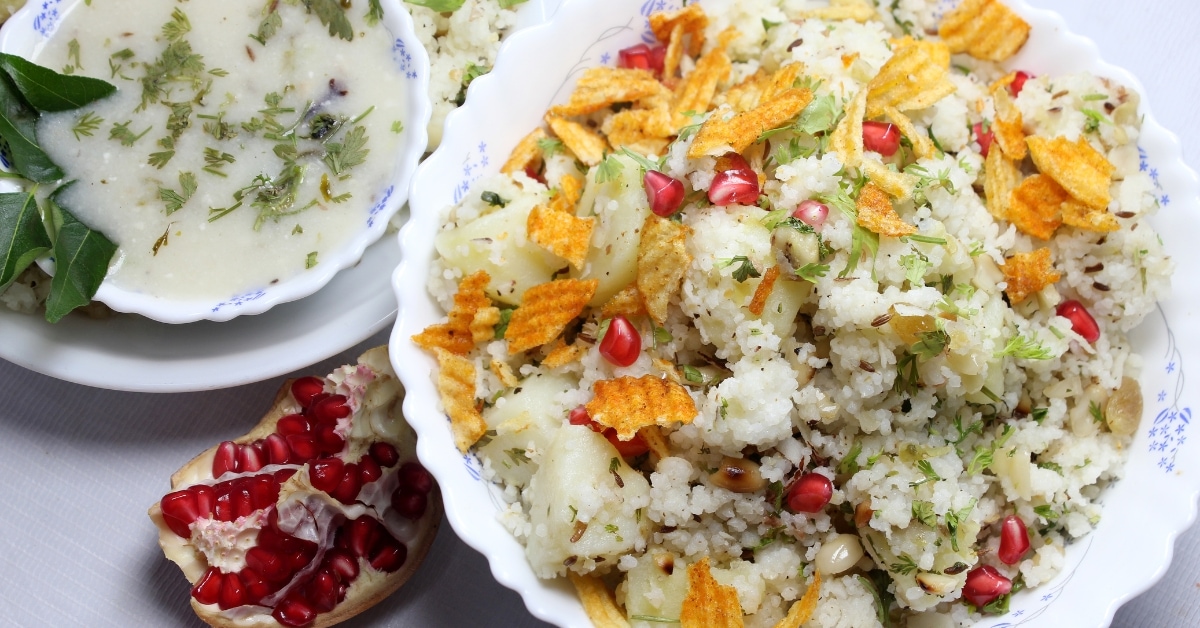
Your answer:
478,372 -> 574,486
572,154 -> 652,305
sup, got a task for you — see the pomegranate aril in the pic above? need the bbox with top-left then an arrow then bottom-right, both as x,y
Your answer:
792,199 -> 829,229
369,442 -> 400,468
708,166 -> 759,206
974,122 -> 995,158
290,376 -> 326,408
359,456 -> 383,485
392,488 -> 428,520
192,485 -> 215,519
315,423 -> 345,454
160,490 -> 200,538
246,546 -> 289,582
963,565 -> 1012,608
786,472 -> 833,513
608,430 -> 650,458
325,548 -> 360,582
309,571 -> 340,612
1010,70 -> 1032,97
369,538 -> 408,573
276,414 -> 311,436
331,466 -> 363,504
237,444 -> 265,473
310,394 -> 351,423
248,476 -> 277,509
344,516 -> 382,558
398,462 -> 434,495
309,457 -> 345,494
286,434 -> 319,462
1056,299 -> 1100,343
214,493 -> 235,522
233,487 -> 255,519
862,121 -> 900,156
599,315 -> 641,367
191,567 -> 223,606
217,572 -> 246,610
213,440 -> 238,478
998,515 -> 1031,565
274,467 -> 297,484
273,595 -> 318,627
240,568 -> 271,604
266,433 -> 291,465
644,169 -> 686,217
617,42 -> 666,75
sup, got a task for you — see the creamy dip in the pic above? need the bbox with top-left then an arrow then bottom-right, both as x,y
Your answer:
32,0 -> 409,300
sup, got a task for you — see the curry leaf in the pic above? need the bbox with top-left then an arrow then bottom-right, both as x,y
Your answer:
0,191 -> 50,292
0,72 -> 63,183
0,53 -> 115,112
44,185 -> 117,323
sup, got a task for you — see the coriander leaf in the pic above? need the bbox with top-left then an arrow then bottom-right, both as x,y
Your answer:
323,125 -> 369,175
0,191 -> 51,292
366,0 -> 385,24
595,153 -> 624,183
889,554 -> 918,575
305,251 -> 318,269
909,459 -> 941,487
452,62 -> 489,106
795,93 -> 839,136
899,250 -> 930,285
302,0 -> 355,41
44,185 -> 117,323
796,262 -> 829,282
493,307 -> 514,339
497,0 -> 529,8
995,333 -> 1054,360
406,0 -> 467,11
0,53 -> 116,112
537,136 -> 563,158
619,146 -> 662,173
722,255 -> 760,282
251,10 -> 283,46
911,500 -> 936,527
837,440 -> 863,475
0,72 -> 63,182
910,328 -> 950,360
72,111 -> 103,140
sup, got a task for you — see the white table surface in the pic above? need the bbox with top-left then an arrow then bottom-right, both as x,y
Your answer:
1,0 -> 1198,626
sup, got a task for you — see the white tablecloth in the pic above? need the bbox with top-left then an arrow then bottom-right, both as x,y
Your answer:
1,0 -> 1197,625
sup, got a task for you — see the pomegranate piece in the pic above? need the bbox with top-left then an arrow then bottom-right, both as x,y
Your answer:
786,472 -> 833,513
644,169 -> 686,217
599,315 -> 642,367
862,121 -> 901,156
1056,299 -> 1101,343
974,122 -> 995,158
617,42 -> 666,75
708,153 -> 760,206
1010,70 -> 1032,97
792,200 -> 829,229
149,347 -> 442,628
998,515 -> 1031,565
569,406 -> 651,458
963,565 -> 1013,608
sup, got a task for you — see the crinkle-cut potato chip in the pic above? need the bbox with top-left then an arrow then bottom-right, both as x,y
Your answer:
470,306 -> 501,344
984,142 -> 1021,220
716,68 -> 770,113
586,375 -> 697,441
772,571 -> 822,628
831,87 -> 867,169
796,0 -> 876,22
938,0 -> 1031,62
501,127 -> 546,175
542,338 -> 587,370
764,63 -> 806,102
865,37 -> 955,119
663,22 -> 687,83
413,270 -> 493,355
600,284 -> 649,320
604,104 -> 674,157
748,265 -> 781,316
1008,174 -> 1067,240
1027,135 -> 1115,210
680,557 -> 743,628
991,87 -> 1027,160
862,160 -> 918,202
884,106 -> 935,160
637,214 -> 692,325
990,71 -> 1020,95
857,182 -> 916,237
490,357 -> 520,388
650,3 -> 708,57
1002,247 -> 1062,304
549,67 -> 668,119
672,29 -> 734,118
567,572 -> 631,628
433,348 -> 487,453
688,87 -> 813,158
505,278 -> 598,353
558,174 -> 584,209
546,116 -> 609,167
1062,196 -> 1120,233
527,203 -> 596,268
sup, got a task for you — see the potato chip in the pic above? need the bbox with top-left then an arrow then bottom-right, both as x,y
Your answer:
567,572 -> 631,628
1002,247 -> 1061,304
983,142 -> 1020,220
938,0 -> 1031,62
600,284 -> 649,321
1007,174 -> 1066,240
865,37 -> 955,119
856,182 -> 916,237
716,69 -> 770,113
547,116 -> 609,167
433,348 -> 487,453
830,87 -> 867,169
796,0 -> 876,22
490,357 -> 520,388
663,22 -> 687,83
672,30 -> 734,118
772,571 -> 821,628
637,214 -> 692,325
641,425 -> 673,461
748,265 -> 781,316
650,4 -> 708,57
688,87 -> 812,158
470,306 -> 501,344
1027,135 -> 1114,210
604,105 -> 673,157
505,278 -> 599,353
560,173 -> 584,208
542,338 -> 587,370
680,557 -> 744,628
587,375 -> 697,441
883,106 -> 934,160
861,160 -> 918,202
528,203 -> 596,268
991,87 -> 1026,160
764,63 -> 806,102
989,71 -> 1020,95
549,67 -> 668,118
1062,197 -> 1120,233
413,270 -> 493,355
501,127 -> 546,175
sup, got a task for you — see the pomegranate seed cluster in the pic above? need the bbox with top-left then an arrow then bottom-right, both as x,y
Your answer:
417,0 -> 1172,624
152,349 -> 439,628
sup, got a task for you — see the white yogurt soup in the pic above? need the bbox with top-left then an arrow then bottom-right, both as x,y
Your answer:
31,0 -> 411,300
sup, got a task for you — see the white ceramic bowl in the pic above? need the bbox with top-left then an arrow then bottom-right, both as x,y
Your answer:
390,0 -> 1200,625
0,0 -> 431,323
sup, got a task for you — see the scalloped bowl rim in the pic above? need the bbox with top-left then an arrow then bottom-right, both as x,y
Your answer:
0,0 -> 432,324
390,0 -> 1200,625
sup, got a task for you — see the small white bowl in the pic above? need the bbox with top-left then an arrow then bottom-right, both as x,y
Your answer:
0,0 -> 431,323
391,0 -> 1200,626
